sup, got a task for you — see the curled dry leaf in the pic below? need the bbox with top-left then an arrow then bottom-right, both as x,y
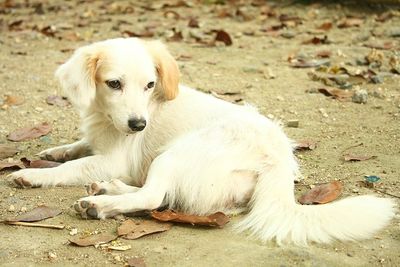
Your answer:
122,30 -> 155,38
298,181 -> 343,205
0,158 -> 25,171
302,35 -> 330,45
0,144 -> 19,160
337,17 -> 363,28
20,157 -> 62,168
317,88 -> 353,101
343,154 -> 376,162
210,91 -> 243,103
151,210 -> 230,227
69,233 -> 117,247
117,219 -> 172,240
46,95 -> 70,107
214,30 -> 232,46
6,205 -> 61,222
295,140 -> 317,151
7,122 -> 51,142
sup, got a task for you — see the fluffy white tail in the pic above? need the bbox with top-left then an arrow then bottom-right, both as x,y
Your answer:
236,161 -> 396,245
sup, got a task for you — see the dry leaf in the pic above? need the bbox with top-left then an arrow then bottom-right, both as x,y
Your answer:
20,157 -> 62,168
0,144 -> 19,160
210,91 -> 242,103
69,233 -> 117,247
4,95 -> 24,106
151,210 -> 230,227
6,205 -> 61,222
128,257 -> 146,267
290,58 -> 330,68
117,219 -> 172,240
317,22 -> 333,31
122,30 -> 154,38
302,36 -> 330,45
214,30 -> 232,46
46,95 -> 70,107
337,18 -> 363,28
316,50 -> 331,58
298,181 -> 343,205
343,154 -> 376,162
295,140 -> 317,151
188,18 -> 199,28
318,88 -> 352,100
7,122 -> 51,142
0,158 -> 25,171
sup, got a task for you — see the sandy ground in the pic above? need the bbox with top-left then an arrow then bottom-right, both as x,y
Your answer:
0,0 -> 400,266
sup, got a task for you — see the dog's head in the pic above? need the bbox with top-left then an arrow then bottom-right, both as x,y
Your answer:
55,38 -> 180,133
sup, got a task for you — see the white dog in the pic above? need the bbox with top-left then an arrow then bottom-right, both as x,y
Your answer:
10,38 -> 395,245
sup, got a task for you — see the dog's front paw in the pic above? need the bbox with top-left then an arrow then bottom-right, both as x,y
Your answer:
9,168 -> 54,188
38,146 -> 72,162
73,196 -> 120,219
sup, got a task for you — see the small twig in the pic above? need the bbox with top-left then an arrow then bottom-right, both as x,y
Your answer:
341,142 -> 363,153
373,188 -> 400,199
2,221 -> 65,229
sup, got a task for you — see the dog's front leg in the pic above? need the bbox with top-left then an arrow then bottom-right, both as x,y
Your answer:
37,139 -> 92,162
74,153 -> 172,219
10,154 -> 128,188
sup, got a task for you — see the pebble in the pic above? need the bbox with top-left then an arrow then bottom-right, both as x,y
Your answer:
69,228 -> 78,236
8,205 -> 15,212
371,75 -> 384,84
20,206 -> 27,212
319,108 -> 329,118
281,30 -> 295,39
352,89 -> 368,104
48,252 -> 57,259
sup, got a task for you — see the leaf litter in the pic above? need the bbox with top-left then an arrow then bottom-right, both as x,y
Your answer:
5,205 -> 62,222
117,219 -> 172,240
7,122 -> 52,142
0,144 -> 20,160
298,181 -> 343,205
151,210 -> 230,227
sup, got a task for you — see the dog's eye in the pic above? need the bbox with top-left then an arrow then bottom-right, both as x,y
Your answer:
145,81 -> 155,91
106,80 -> 122,90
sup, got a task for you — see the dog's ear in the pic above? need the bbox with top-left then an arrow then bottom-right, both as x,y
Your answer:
55,45 -> 101,110
144,40 -> 180,101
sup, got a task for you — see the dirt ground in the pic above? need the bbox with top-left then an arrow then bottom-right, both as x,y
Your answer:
0,0 -> 400,266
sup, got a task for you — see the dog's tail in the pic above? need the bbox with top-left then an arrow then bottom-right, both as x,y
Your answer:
235,151 -> 395,245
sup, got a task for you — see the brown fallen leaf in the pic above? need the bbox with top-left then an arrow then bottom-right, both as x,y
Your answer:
0,158 -> 25,171
4,95 -> 24,106
151,210 -> 230,227
117,219 -> 172,240
214,30 -> 232,46
6,205 -> 61,222
295,140 -> 317,151
69,233 -> 117,247
298,181 -> 343,205
302,35 -> 330,45
316,50 -> 331,58
122,30 -> 154,38
317,22 -> 333,31
317,88 -> 352,100
8,20 -> 24,31
7,122 -> 51,142
0,144 -> 19,160
337,17 -> 363,28
46,95 -> 70,107
20,157 -> 62,168
167,28 -> 183,42
343,154 -> 376,162
128,257 -> 146,267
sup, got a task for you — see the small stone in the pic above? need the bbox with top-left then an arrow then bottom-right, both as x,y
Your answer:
319,108 -> 329,118
69,228 -> 78,236
287,120 -> 299,128
281,30 -> 295,39
352,188 -> 359,193
8,205 -> 15,212
48,251 -> 57,259
20,206 -> 27,212
371,75 -> 384,84
352,89 -> 368,104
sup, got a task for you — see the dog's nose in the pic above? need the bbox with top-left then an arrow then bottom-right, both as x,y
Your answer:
128,118 -> 146,131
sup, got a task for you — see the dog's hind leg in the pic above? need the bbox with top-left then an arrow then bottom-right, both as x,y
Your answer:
37,139 -> 92,162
